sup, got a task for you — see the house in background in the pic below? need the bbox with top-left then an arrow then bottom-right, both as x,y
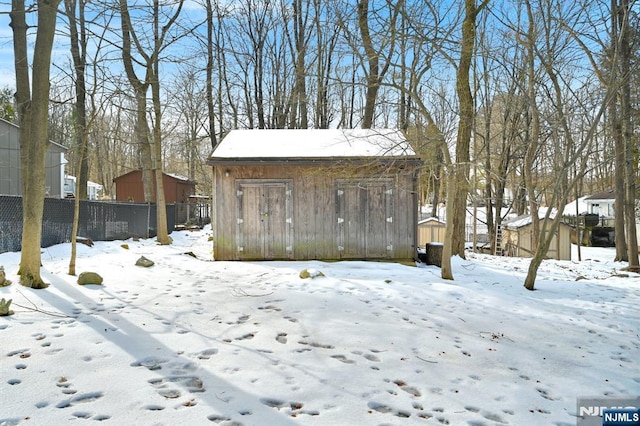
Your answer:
585,189 -> 615,219
207,129 -> 422,261
0,117 -> 67,198
63,175 -> 104,200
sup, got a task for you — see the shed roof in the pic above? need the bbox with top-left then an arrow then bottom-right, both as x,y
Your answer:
418,217 -> 446,225
503,211 -> 569,230
113,170 -> 196,184
208,129 -> 417,162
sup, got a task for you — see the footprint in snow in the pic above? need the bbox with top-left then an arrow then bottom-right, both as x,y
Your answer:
331,355 -> 355,364
194,348 -> 218,359
276,333 -> 287,344
130,356 -> 169,371
235,332 -> 255,341
55,392 -> 104,409
393,380 -> 421,397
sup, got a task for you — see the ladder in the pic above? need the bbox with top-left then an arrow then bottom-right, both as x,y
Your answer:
495,225 -> 503,256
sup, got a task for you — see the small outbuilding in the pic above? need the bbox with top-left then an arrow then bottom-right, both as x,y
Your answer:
502,214 -> 571,260
207,129 -> 423,261
113,170 -> 196,204
0,117 -> 68,198
417,217 -> 446,246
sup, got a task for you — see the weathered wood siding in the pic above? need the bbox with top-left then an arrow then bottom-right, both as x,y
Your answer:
212,163 -> 419,261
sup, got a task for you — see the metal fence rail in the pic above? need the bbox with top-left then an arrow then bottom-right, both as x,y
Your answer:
0,196 -> 176,254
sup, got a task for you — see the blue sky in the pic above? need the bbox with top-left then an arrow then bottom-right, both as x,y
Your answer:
0,4 -> 73,90
0,5 -> 16,89
0,1 -> 207,91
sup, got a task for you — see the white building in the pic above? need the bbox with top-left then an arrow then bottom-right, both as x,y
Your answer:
63,176 -> 104,200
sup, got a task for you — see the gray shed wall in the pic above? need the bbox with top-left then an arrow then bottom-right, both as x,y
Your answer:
0,119 -> 66,198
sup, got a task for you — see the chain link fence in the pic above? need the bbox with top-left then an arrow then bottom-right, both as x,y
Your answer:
0,195 -> 176,254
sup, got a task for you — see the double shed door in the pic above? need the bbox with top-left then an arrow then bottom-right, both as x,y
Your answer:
236,180 -> 292,259
337,179 -> 394,259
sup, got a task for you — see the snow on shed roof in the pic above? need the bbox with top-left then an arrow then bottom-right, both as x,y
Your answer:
418,217 -> 446,225
503,209 -> 559,229
209,129 -> 416,159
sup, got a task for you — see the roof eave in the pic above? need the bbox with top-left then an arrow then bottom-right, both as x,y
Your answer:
207,156 -> 422,167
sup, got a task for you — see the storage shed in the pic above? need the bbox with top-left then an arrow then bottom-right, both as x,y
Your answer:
0,117 -> 67,198
113,170 -> 196,204
417,217 -> 446,246
207,129 -> 423,261
502,214 -> 571,260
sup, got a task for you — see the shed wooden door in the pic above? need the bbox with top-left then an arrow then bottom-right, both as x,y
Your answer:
337,179 -> 393,258
236,180 -> 292,259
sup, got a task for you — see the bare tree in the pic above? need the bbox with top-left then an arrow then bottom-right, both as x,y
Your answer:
119,0 -> 185,245
119,0 -> 154,203
204,0 -> 218,149
441,0 -> 490,280
312,0 -> 339,128
287,0 -> 310,128
615,0 -> 639,271
10,0 -> 60,288
521,0 -> 618,290
558,0 -> 638,268
356,0 -> 402,128
65,0 -> 88,276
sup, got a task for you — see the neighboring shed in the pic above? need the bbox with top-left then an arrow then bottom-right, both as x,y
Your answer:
418,217 -> 446,246
113,170 -> 196,203
502,214 -> 571,260
0,117 -> 67,198
207,129 -> 423,261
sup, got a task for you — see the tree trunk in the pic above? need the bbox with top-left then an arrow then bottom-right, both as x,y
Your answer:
120,0 -> 154,202
523,0 -> 540,253
357,0 -> 378,129
291,0 -> 309,129
450,0 -> 487,258
612,101 -> 628,260
440,165 -> 456,280
151,73 -> 170,245
611,0 -> 628,261
205,0 -> 217,150
11,0 -> 60,288
524,214 -> 564,290
357,0 -> 401,129
619,0 -> 639,270
65,0 -> 88,275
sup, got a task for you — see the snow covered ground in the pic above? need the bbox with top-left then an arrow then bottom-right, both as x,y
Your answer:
0,226 -> 638,425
